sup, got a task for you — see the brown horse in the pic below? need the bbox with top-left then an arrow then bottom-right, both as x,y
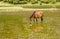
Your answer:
29,11 -> 44,23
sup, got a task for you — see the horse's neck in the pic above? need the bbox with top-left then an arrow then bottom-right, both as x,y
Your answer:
30,11 -> 36,18
30,13 -> 34,18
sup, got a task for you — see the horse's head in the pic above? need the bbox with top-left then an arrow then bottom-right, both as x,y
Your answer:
29,16 -> 33,24
29,16 -> 32,21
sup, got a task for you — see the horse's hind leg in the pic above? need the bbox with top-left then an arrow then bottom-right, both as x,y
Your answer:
41,16 -> 43,22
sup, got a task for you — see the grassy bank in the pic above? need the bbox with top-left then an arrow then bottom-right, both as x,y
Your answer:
0,1 -> 60,9
21,4 -> 60,9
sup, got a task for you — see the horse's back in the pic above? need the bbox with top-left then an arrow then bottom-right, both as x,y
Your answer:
34,11 -> 43,18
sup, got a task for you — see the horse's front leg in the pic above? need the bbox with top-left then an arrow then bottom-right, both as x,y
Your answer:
33,18 -> 37,23
34,18 -> 38,23
36,18 -> 38,22
33,18 -> 35,23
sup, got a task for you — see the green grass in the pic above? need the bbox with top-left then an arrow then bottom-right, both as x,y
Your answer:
21,5 -> 60,9
0,1 -> 60,9
21,5 -> 52,9
0,10 -> 60,39
56,5 -> 60,9
0,1 -> 14,7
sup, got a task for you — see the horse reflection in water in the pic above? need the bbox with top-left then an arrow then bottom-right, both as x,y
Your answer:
29,11 -> 44,23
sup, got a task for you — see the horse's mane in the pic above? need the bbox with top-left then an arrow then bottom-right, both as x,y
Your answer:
30,11 -> 35,18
